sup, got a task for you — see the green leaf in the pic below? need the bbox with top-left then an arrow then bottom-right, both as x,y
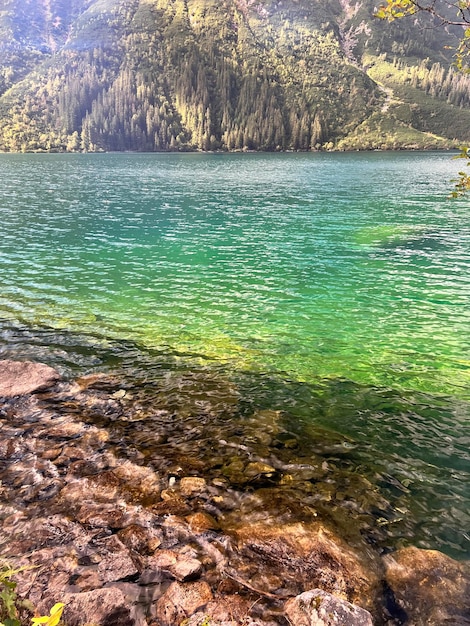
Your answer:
0,588 -> 18,619
2,619 -> 21,626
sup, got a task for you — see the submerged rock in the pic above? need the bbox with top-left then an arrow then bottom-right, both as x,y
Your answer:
171,556 -> 204,582
229,521 -> 382,611
0,360 -> 61,396
117,524 -> 162,554
180,477 -> 207,497
186,512 -> 220,533
94,535 -> 139,583
244,462 -> 277,480
285,589 -> 374,626
154,581 -> 213,626
384,546 -> 470,625
2,361 -> 467,625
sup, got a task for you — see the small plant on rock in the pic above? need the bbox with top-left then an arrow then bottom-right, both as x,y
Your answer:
0,559 -> 34,626
0,559 -> 64,626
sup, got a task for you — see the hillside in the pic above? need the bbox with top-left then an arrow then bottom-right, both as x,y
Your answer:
0,0 -> 469,152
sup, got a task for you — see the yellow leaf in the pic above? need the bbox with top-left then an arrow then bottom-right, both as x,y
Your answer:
47,603 -> 65,626
31,603 -> 65,626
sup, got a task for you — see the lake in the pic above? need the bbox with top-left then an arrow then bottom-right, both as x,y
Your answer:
0,151 -> 469,557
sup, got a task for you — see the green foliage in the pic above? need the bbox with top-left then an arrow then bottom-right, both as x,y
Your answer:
336,111 -> 451,151
365,54 -> 470,142
375,0 -> 470,70
375,0 -> 416,21
0,561 -> 64,626
0,560 -> 33,626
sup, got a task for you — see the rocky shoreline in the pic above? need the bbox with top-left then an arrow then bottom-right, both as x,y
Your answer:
0,360 -> 469,625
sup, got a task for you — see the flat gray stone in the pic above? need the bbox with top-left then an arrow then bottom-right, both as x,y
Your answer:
0,360 -> 61,396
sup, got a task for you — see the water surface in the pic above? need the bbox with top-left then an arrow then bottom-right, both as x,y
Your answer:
0,152 -> 469,557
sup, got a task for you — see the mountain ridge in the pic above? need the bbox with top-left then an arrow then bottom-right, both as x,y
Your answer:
0,0 -> 469,152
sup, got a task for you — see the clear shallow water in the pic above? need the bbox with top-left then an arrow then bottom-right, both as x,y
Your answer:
0,151 -> 469,557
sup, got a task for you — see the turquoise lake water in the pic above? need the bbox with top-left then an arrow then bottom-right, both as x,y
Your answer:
0,151 -> 469,556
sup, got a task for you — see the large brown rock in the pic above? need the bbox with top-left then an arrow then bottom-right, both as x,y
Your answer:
0,360 -> 61,396
384,546 -> 470,625
231,521 -> 381,610
285,589 -> 374,625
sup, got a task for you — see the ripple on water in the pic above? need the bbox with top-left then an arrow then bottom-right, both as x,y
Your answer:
0,152 -> 469,558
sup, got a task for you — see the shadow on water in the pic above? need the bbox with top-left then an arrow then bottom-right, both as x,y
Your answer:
1,319 -> 469,559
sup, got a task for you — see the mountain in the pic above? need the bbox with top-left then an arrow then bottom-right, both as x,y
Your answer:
0,0 -> 469,152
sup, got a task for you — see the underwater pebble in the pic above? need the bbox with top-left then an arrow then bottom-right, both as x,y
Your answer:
180,477 -> 207,496
244,462 -> 276,478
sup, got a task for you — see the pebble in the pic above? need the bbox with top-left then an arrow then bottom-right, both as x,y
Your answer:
180,477 -> 207,496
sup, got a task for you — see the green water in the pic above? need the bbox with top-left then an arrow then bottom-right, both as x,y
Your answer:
0,151 -> 469,556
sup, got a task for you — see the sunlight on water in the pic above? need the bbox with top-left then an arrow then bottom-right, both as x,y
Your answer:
0,152 -> 468,394
0,151 -> 469,556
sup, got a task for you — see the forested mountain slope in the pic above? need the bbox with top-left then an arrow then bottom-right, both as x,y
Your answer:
0,0 -> 469,152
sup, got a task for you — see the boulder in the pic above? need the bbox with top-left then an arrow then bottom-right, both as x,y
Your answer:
0,360 -> 61,396
285,589 -> 374,625
384,546 -> 470,625
230,521 -> 381,609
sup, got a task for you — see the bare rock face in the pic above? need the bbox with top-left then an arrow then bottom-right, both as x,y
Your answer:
0,360 -> 61,396
285,589 -> 374,626
384,546 -> 470,625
